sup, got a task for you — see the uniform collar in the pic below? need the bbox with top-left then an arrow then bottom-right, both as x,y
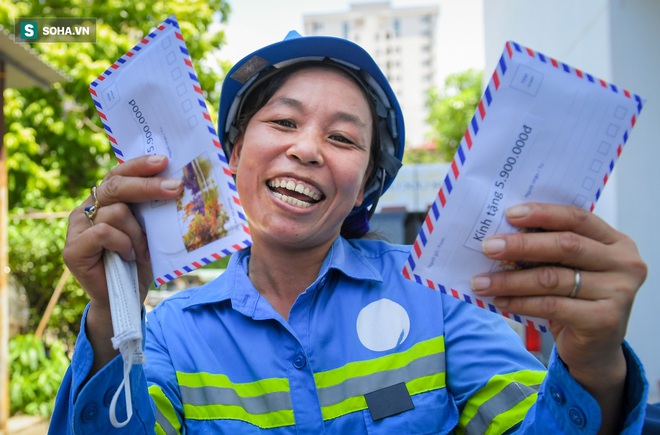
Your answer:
181,237 -> 383,313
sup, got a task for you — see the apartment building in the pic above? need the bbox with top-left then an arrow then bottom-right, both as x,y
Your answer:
304,1 -> 439,148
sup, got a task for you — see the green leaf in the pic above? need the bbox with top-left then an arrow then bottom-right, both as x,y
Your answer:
423,69 -> 483,162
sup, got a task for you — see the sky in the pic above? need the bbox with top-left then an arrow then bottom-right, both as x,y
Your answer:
216,0 -> 486,88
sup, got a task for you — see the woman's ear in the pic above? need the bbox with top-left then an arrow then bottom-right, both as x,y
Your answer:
228,135 -> 243,174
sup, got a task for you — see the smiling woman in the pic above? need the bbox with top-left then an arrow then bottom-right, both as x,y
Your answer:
228,66 -> 375,260
51,28 -> 649,434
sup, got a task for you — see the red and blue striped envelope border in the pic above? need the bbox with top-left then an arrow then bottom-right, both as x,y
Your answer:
402,41 -> 644,332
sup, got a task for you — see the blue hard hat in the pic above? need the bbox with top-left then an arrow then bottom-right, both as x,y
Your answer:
217,31 -> 405,228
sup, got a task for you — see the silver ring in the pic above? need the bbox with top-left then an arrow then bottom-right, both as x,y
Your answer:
568,268 -> 582,298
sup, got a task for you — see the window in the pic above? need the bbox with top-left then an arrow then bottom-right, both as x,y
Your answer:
393,18 -> 401,37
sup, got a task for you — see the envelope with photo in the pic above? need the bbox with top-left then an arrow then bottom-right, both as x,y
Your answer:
403,41 -> 645,331
89,15 -> 252,287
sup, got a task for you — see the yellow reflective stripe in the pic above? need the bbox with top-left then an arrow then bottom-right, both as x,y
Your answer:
177,371 -> 289,395
457,370 -> 546,434
315,336 -> 446,420
182,403 -> 295,428
314,335 -> 445,388
149,384 -> 181,435
321,394 -> 368,420
484,392 -> 538,435
176,371 -> 294,428
407,371 -> 446,395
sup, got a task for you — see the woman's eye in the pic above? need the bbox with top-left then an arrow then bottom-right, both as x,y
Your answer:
330,134 -> 353,144
273,119 -> 295,128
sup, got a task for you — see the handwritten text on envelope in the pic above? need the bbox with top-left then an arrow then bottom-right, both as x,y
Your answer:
89,16 -> 251,287
403,41 -> 645,331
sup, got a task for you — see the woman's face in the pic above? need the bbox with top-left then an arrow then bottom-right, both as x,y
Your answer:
229,66 -> 373,250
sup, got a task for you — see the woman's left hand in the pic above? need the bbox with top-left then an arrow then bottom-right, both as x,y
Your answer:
471,202 -> 647,391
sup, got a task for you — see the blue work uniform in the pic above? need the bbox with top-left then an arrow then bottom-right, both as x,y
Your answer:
643,402 -> 660,434
50,237 -> 648,434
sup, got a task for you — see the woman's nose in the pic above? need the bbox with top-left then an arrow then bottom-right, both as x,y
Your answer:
286,132 -> 324,165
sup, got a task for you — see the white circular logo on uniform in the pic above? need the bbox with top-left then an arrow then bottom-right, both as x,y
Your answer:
356,298 -> 410,352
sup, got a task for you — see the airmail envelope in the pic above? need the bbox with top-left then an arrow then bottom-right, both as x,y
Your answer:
89,15 -> 251,287
403,41 -> 645,331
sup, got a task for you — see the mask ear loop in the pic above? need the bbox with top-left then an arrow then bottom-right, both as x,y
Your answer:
109,344 -> 136,428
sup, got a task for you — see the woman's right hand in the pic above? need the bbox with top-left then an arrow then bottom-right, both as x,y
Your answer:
63,154 -> 183,311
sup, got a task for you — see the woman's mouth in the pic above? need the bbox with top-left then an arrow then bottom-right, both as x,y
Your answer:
267,178 -> 323,208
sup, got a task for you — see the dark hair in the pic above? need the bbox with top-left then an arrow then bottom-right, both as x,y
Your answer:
234,61 -> 382,206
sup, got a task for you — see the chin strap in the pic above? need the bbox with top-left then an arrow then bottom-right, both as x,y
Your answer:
367,167 -> 387,220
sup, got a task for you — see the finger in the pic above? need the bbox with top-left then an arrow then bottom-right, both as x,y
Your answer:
481,230 -> 616,271
472,266 -> 601,300
109,154 -> 170,177
492,294 -> 625,334
65,223 -> 147,309
96,203 -> 150,263
67,211 -> 154,301
83,221 -> 140,263
63,219 -> 139,296
504,203 -> 623,245
69,201 -> 149,262
95,155 -> 183,206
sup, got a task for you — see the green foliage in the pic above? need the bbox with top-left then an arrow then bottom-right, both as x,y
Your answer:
402,147 -> 444,164
1,0 -> 232,406
426,69 -> 483,162
8,196 -> 89,342
2,0 -> 231,208
9,334 -> 70,416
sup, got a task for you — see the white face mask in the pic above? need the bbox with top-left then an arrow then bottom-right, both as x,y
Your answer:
104,250 -> 145,428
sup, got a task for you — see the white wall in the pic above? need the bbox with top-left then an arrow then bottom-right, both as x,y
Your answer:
608,0 -> 660,403
482,0 -> 660,402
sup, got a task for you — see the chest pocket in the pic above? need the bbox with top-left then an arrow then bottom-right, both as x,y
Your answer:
363,388 -> 458,434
